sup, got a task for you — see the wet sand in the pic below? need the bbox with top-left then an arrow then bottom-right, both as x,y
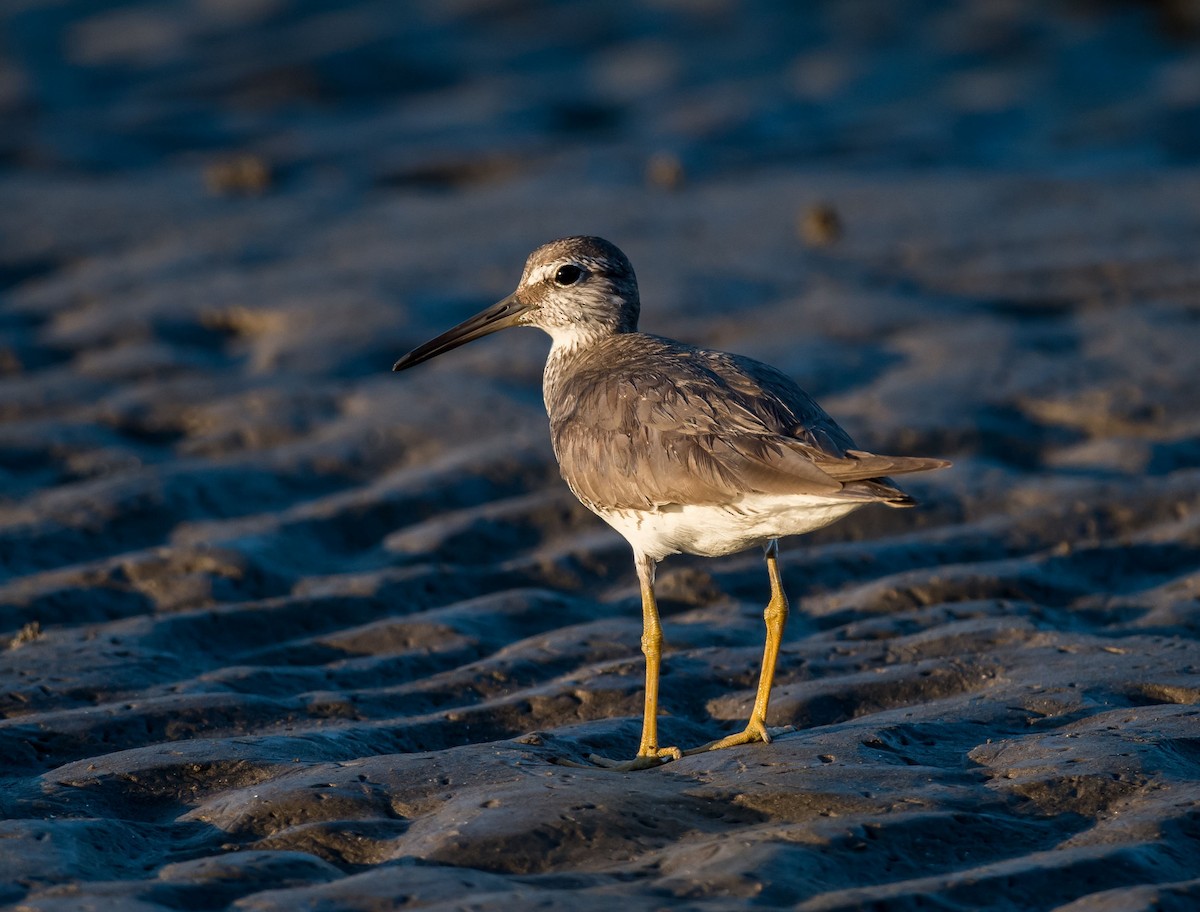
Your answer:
3,2 -> 1200,910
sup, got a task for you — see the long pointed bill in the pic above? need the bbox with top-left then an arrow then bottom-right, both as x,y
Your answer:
392,293 -> 528,371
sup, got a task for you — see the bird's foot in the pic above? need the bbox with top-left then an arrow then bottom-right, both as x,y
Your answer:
587,745 -> 682,771
685,718 -> 778,754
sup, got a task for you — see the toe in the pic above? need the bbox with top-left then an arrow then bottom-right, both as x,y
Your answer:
685,719 -> 772,755
587,746 -> 681,771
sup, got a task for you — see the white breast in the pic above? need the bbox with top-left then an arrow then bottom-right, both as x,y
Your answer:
592,493 -> 866,561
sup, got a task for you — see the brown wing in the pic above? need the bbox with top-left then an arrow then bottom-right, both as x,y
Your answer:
546,335 -> 949,511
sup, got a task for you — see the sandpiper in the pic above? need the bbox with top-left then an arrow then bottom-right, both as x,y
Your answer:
394,236 -> 949,769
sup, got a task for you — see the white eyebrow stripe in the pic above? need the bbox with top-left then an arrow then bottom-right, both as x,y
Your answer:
527,261 -> 578,286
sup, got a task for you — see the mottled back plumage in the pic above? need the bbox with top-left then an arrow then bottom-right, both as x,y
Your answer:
545,332 -> 942,512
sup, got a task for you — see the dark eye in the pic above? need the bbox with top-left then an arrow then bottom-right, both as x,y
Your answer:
554,264 -> 583,286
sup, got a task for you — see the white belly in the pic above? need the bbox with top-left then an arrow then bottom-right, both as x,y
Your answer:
593,493 -> 865,561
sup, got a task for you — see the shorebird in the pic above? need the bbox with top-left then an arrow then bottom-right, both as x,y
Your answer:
393,237 -> 949,769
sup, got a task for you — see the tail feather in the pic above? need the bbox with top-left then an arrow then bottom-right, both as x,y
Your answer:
849,477 -> 919,507
841,451 -> 951,508
844,450 -> 952,478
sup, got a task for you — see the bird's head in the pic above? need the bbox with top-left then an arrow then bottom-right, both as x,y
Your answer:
393,236 -> 640,371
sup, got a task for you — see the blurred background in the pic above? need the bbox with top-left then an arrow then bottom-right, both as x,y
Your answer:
4,0 -> 1200,414
5,0 -> 1200,179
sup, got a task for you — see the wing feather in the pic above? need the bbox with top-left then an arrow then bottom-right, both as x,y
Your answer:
546,334 -> 948,511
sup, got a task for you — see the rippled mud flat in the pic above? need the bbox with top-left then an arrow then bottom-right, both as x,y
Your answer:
5,2 -> 1200,910
4,167 -> 1198,911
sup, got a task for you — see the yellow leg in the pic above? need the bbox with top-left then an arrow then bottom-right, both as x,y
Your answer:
591,553 -> 682,770
688,539 -> 789,754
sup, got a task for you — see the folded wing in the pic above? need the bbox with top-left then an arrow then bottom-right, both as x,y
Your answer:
548,335 -> 949,512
